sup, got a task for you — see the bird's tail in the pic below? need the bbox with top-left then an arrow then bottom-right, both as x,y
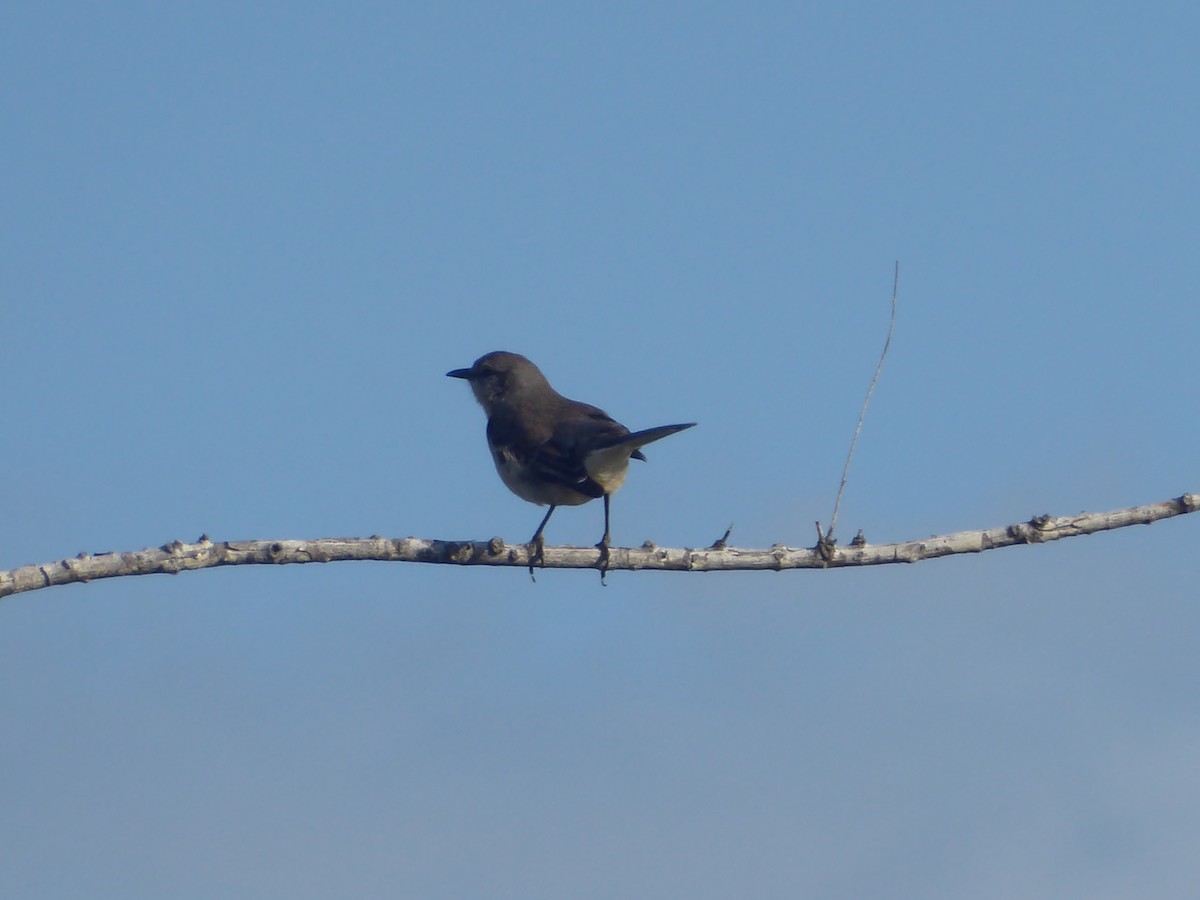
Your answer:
600,422 -> 696,461
582,422 -> 694,490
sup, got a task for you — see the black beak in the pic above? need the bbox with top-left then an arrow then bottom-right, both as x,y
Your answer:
446,367 -> 473,379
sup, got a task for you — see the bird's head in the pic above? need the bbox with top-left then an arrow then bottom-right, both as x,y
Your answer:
447,351 -> 550,414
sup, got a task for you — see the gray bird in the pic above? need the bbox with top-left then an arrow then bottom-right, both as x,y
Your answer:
447,351 -> 695,575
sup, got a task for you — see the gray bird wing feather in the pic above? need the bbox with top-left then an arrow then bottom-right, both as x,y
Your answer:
488,405 -> 694,498
487,404 -> 622,498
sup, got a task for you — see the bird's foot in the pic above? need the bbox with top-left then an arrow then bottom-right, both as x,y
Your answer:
595,536 -> 611,585
527,533 -> 546,582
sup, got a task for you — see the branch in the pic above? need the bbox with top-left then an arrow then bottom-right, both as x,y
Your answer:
2,494 -> 1196,598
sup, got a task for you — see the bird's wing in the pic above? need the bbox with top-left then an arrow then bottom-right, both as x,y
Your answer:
543,406 -> 634,497
526,438 -> 607,498
511,404 -> 636,498
486,407 -> 617,499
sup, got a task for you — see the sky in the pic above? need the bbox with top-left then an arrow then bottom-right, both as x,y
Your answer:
2,2 -> 1198,896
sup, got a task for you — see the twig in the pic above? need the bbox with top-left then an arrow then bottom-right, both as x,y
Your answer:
826,262 -> 899,543
2,494 -> 1196,597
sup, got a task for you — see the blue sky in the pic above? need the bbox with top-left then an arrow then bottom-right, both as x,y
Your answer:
2,2 -> 1198,896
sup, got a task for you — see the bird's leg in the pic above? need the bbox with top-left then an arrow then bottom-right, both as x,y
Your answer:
596,494 -> 612,581
528,505 -> 556,579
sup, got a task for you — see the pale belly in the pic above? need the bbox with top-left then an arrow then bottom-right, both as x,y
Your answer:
491,448 -> 632,506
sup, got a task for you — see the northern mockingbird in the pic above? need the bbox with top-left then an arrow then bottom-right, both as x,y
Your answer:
447,351 -> 695,575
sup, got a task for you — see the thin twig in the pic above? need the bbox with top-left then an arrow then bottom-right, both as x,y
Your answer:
2,494 -> 1197,597
826,262 -> 899,543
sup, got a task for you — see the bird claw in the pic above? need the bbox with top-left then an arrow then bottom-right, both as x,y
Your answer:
595,536 -> 611,585
528,534 -> 546,581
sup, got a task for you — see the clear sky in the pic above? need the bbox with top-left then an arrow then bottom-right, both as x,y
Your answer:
3,2 -> 1198,897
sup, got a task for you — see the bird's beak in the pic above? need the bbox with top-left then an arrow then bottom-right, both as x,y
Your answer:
446,367 -> 473,380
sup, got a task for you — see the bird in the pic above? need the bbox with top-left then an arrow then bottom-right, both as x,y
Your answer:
447,351 -> 695,576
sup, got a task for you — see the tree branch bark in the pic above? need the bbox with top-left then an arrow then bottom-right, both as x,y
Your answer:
1,493 -> 1195,599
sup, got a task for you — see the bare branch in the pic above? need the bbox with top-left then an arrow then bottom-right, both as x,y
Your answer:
2,494 -> 1196,598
